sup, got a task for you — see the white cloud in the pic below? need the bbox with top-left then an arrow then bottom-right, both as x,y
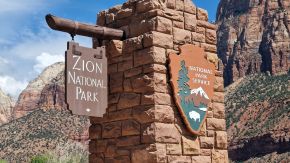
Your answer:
3,29 -> 69,60
0,56 -> 8,64
0,29 -> 90,98
0,29 -> 91,80
0,0 -> 92,99
0,75 -> 28,98
0,0 -> 45,14
0,0 -> 48,46
34,52 -> 64,73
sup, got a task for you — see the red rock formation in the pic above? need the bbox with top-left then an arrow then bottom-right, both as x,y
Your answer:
37,71 -> 67,110
0,88 -> 15,125
13,62 -> 65,118
13,62 -> 89,143
217,0 -> 290,86
0,63 -> 90,160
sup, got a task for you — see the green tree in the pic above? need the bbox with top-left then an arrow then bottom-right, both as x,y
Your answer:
178,60 -> 190,100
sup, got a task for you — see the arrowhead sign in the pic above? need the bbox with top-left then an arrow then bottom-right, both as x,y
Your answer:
65,41 -> 107,117
169,44 -> 215,135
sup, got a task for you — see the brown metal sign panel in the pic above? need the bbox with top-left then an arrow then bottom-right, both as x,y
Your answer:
169,44 -> 215,135
66,41 -> 107,117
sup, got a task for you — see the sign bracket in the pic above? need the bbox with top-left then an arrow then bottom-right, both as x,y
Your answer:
45,14 -> 125,40
45,14 -> 114,118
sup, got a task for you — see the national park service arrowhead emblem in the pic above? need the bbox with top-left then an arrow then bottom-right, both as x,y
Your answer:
169,44 -> 215,135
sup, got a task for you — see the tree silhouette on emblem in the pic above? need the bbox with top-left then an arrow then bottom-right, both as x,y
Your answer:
178,60 -> 190,101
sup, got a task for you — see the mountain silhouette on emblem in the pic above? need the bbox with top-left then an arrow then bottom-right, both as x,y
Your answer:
190,87 -> 209,99
184,87 -> 210,106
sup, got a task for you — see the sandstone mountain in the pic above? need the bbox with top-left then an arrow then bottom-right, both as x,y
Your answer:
0,62 -> 90,161
225,72 -> 290,162
217,0 -> 290,162
217,0 -> 290,86
13,62 -> 65,118
0,88 -> 15,125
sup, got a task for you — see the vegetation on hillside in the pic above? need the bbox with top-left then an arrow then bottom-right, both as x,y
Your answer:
0,109 -> 89,162
226,72 -> 290,138
30,142 -> 88,163
240,152 -> 290,163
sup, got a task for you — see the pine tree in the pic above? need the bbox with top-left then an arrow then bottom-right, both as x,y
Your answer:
178,60 -> 190,100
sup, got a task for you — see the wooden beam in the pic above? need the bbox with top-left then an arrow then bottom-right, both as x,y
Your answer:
46,14 -> 125,40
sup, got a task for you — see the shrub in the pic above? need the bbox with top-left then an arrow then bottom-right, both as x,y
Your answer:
30,153 -> 87,163
30,155 -> 49,163
29,141 -> 88,163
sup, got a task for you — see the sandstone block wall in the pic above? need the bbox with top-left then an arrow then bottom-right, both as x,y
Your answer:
90,0 -> 228,162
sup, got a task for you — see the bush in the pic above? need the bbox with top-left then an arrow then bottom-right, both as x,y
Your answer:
29,141 -> 88,163
0,160 -> 8,163
30,155 -> 49,163
30,153 -> 87,163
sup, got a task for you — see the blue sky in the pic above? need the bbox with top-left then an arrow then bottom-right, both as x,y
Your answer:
0,0 -> 219,97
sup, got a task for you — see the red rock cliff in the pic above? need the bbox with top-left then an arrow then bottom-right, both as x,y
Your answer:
217,0 -> 290,86
0,62 -> 90,161
13,62 -> 65,118
0,89 -> 15,125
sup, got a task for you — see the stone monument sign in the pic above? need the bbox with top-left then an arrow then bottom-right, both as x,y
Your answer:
89,0 -> 229,163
